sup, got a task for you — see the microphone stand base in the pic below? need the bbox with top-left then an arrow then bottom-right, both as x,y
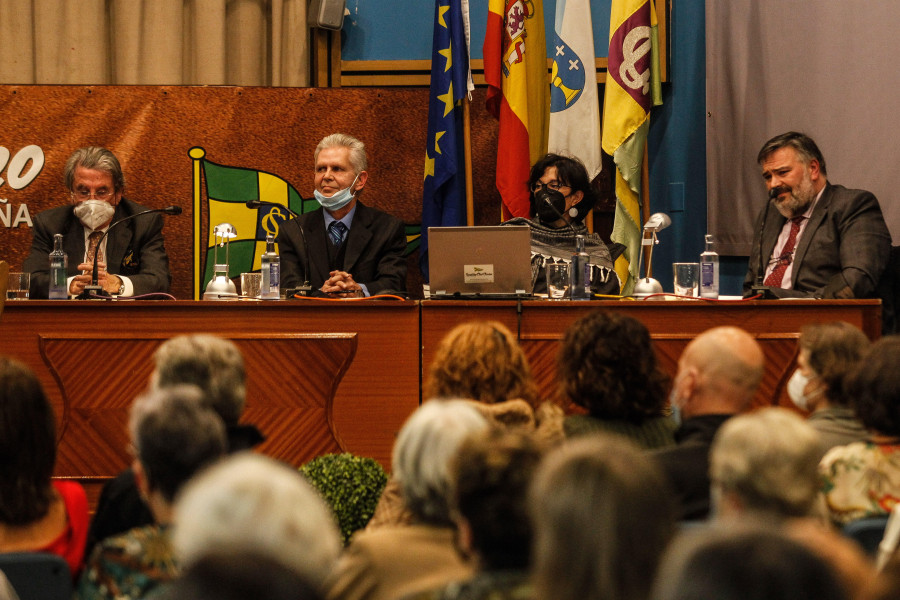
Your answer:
285,284 -> 313,298
76,285 -> 110,300
749,284 -> 778,300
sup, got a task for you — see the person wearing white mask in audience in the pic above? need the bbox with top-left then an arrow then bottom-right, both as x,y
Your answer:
24,146 -> 171,298
790,322 -> 870,458
277,133 -> 407,298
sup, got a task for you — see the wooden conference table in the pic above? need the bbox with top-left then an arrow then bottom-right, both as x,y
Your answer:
0,298 -> 881,507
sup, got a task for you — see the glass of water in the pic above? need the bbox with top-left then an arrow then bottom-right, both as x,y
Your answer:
7,272 -> 30,300
546,263 -> 570,299
672,263 -> 700,297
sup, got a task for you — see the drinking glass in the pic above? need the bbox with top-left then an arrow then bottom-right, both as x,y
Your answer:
673,263 -> 700,297
546,263 -> 570,299
6,272 -> 30,300
240,272 -> 262,298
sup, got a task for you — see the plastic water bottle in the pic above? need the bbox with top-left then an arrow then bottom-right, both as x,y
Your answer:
260,234 -> 280,300
569,235 -> 591,300
699,234 -> 719,299
49,233 -> 68,299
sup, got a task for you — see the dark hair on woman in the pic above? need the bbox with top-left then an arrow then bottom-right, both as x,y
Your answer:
0,356 -> 57,525
846,336 -> 900,436
557,311 -> 668,421
798,321 -> 870,406
652,528 -> 848,600
528,153 -> 598,222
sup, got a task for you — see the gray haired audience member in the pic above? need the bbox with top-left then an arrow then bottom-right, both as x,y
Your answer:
158,552 -> 322,600
327,400 -> 489,600
87,334 -> 263,554
173,453 -> 341,591
650,527 -> 849,600
410,429 -> 543,600
709,408 -> 873,597
710,407 -> 821,520
530,434 -> 676,600
76,386 -> 227,600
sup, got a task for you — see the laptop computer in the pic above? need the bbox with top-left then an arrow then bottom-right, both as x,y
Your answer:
427,225 -> 534,298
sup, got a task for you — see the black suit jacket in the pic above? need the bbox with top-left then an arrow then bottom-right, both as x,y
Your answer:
743,183 -> 892,298
23,198 -> 171,298
277,202 -> 408,295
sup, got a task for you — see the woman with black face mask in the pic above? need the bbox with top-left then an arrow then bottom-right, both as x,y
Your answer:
501,153 -> 619,296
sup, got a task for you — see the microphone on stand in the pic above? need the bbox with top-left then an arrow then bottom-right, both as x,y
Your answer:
748,198 -> 777,299
245,199 -> 311,296
77,205 -> 182,300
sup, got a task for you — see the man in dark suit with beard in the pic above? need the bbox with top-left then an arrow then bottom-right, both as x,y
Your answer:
24,146 -> 171,298
743,131 -> 891,299
277,133 -> 407,297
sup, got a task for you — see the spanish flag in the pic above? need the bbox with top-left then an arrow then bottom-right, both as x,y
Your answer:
484,0 -> 550,219
601,0 -> 662,294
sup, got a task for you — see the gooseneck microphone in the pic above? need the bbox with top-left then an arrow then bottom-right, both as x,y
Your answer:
245,199 -> 311,295
77,205 -> 182,299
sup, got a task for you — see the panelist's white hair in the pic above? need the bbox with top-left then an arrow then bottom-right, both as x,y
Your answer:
315,133 -> 368,174
173,453 -> 341,589
393,399 -> 489,525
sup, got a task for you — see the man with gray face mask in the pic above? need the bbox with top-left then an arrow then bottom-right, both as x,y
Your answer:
23,146 -> 171,298
277,133 -> 407,297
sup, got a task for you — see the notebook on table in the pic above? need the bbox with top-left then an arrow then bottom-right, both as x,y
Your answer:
427,226 -> 534,299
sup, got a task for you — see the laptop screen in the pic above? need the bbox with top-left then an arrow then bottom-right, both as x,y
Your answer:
428,226 -> 534,296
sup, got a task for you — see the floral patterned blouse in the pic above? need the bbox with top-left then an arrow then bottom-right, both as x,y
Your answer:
819,440 -> 900,525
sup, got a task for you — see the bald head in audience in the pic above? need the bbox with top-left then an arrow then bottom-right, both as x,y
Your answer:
671,326 -> 765,417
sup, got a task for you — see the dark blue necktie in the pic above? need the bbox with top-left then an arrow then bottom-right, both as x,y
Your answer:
329,221 -> 348,247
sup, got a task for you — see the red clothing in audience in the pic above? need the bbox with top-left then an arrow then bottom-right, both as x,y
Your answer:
39,480 -> 90,577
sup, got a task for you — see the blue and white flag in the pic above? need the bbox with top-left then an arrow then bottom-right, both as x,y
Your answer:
548,0 -> 602,179
421,0 -> 473,281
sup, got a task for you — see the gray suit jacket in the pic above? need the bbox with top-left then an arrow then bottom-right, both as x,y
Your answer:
24,198 -> 171,298
277,202 -> 408,296
743,183 -> 891,298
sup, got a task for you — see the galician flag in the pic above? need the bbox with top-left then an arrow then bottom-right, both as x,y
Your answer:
484,0 -> 550,219
548,0 -> 601,180
189,147 -> 314,299
601,0 -> 662,294
421,0 -> 473,281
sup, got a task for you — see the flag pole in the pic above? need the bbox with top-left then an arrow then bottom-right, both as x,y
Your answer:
641,143 -> 652,277
463,98 -> 474,226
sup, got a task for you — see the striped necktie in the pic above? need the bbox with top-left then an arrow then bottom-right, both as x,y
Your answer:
329,221 -> 348,247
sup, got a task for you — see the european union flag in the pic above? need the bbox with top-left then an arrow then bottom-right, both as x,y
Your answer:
420,0 -> 470,281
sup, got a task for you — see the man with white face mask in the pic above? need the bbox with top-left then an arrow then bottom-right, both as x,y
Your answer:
23,147 -> 171,298
649,326 -> 764,520
277,133 -> 407,298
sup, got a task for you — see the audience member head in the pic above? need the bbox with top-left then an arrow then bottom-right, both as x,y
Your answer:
173,453 -> 341,590
451,428 -> 543,571
0,356 -> 56,525
670,326 -> 765,418
557,311 -> 668,422
129,385 -> 227,511
158,551 -> 322,600
528,153 -> 597,224
710,407 -> 821,520
530,434 -> 676,600
425,321 -> 539,406
791,321 -> 870,411
151,334 -> 246,426
845,335 -> 900,437
651,527 -> 848,600
64,146 -> 126,193
393,400 -> 489,526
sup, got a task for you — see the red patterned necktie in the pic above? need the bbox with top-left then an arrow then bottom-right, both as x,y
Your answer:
764,217 -> 804,287
84,231 -> 104,274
